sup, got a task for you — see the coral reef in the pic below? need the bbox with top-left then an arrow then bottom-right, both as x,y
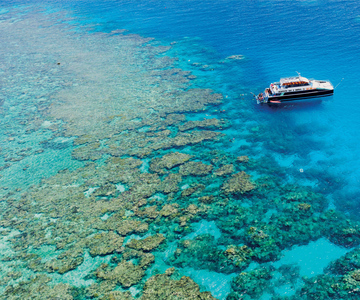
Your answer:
227,266 -> 274,300
101,291 -> 134,300
245,226 -> 281,262
150,152 -> 194,174
141,268 -> 217,300
179,161 -> 213,176
86,231 -> 124,256
158,173 -> 182,194
122,248 -> 155,269
224,245 -> 253,270
181,184 -> 205,197
43,247 -> 84,274
237,155 -> 249,163
291,273 -> 360,300
214,164 -> 234,176
2,275 -> 74,300
95,218 -> 149,236
95,261 -> 145,288
178,118 -> 226,132
159,204 -> 179,218
221,171 -> 255,194
126,233 -> 166,252
169,234 -> 251,274
2,7 -> 360,300
72,142 -> 103,161
326,248 -> 360,275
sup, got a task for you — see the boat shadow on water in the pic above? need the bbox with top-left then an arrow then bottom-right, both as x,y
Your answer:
257,97 -> 331,111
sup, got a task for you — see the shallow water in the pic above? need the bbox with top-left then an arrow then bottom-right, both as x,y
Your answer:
1,1 -> 360,299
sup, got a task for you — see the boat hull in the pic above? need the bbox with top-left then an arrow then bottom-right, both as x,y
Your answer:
266,89 -> 333,103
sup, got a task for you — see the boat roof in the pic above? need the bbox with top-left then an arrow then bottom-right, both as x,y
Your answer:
280,76 -> 309,86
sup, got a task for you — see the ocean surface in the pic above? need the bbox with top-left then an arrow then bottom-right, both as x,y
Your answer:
1,1 -> 360,299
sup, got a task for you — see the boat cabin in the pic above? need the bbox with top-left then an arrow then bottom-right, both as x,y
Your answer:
280,76 -> 310,88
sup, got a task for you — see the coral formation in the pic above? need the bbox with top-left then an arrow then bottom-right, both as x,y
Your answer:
150,152 -> 194,174
159,204 -> 179,218
126,233 -> 165,252
2,275 -> 74,300
221,171 -> 255,194
86,231 -> 124,256
43,247 -> 84,274
122,248 -> 155,269
227,266 -> 274,299
179,161 -> 213,176
158,173 -> 182,194
1,7 -> 360,300
181,184 -> 205,197
169,234 -> 252,274
178,118 -> 226,132
141,268 -> 217,300
214,164 -> 234,176
95,261 -> 145,288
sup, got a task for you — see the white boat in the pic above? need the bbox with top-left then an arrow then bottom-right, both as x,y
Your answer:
256,73 -> 334,104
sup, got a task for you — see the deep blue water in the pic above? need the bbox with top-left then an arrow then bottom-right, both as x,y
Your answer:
1,0 -> 360,298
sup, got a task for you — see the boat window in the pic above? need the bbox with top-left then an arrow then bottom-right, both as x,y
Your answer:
283,82 -> 309,88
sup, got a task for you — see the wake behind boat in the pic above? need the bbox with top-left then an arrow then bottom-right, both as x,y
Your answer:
256,73 -> 334,104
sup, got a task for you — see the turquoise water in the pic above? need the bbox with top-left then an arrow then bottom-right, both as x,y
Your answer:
1,1 -> 360,299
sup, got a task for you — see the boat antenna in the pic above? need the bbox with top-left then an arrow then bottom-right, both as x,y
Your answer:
334,78 -> 344,89
296,71 -> 301,78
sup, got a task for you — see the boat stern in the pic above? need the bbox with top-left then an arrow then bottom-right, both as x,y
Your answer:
256,93 -> 264,104
311,80 -> 334,92
256,91 -> 269,104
